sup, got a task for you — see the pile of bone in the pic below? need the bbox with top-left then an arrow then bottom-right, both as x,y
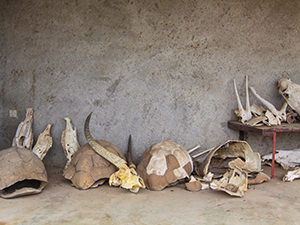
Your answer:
263,149 -> 300,182
234,77 -> 300,126
186,140 -> 269,197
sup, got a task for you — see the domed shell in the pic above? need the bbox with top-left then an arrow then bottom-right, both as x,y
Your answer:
63,140 -> 125,189
0,147 -> 48,199
137,139 -> 193,191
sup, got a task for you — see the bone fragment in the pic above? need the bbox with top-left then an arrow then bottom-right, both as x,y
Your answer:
262,149 -> 300,169
250,87 -> 287,125
278,78 -> 300,116
264,110 -> 279,126
61,117 -> 80,168
32,124 -> 53,160
201,172 -> 214,182
187,145 -> 201,154
286,110 -> 297,124
250,104 -> 265,116
283,167 -> 300,182
210,168 -> 248,197
185,176 -> 203,192
248,172 -> 270,185
12,108 -> 34,150
233,76 -> 252,123
245,115 -> 267,126
191,147 -> 214,159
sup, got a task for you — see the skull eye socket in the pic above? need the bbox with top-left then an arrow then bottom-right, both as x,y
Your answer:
283,93 -> 289,99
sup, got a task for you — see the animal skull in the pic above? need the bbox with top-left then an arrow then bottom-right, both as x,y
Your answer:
278,78 -> 300,116
32,124 -> 53,160
84,113 -> 145,193
12,108 -> 34,150
61,117 -> 80,169
233,76 -> 252,123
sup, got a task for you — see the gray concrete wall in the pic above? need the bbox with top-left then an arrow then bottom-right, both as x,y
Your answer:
1,0 -> 300,168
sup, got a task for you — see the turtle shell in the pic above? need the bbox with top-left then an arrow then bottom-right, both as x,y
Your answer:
0,146 -> 48,199
137,139 -> 193,191
63,140 -> 125,190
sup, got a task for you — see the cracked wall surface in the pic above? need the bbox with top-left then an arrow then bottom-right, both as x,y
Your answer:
1,0 -> 300,167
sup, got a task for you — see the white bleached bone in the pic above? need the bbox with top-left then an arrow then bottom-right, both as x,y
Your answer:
262,149 -> 300,170
61,117 -> 80,169
250,87 -> 287,125
12,108 -> 34,150
283,168 -> 300,182
278,78 -> 300,117
32,124 -> 53,160
233,76 -> 252,123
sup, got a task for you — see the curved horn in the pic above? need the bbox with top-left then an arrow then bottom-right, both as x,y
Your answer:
127,135 -> 136,169
84,112 -> 127,168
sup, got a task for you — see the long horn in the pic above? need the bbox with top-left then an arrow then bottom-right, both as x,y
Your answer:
84,112 -> 127,168
245,76 -> 250,112
233,79 -> 244,112
127,135 -> 136,169
250,87 -> 282,124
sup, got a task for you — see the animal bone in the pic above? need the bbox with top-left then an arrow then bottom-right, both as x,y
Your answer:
248,172 -> 270,185
278,78 -> 300,116
84,113 -> 145,193
127,135 -> 136,169
264,110 -> 279,126
250,104 -> 265,116
12,108 -> 34,150
250,87 -> 287,125
194,140 -> 261,177
245,115 -> 267,126
210,168 -> 248,197
283,168 -> 300,182
61,117 -> 80,169
262,149 -> 300,170
185,176 -> 203,192
32,124 -> 53,160
233,76 -> 252,123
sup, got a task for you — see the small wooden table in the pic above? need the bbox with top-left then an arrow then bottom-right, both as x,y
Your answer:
228,120 -> 300,178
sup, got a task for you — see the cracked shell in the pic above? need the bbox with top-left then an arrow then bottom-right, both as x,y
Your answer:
63,140 -> 126,190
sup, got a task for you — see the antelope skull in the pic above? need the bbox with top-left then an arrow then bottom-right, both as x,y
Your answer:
233,76 -> 252,123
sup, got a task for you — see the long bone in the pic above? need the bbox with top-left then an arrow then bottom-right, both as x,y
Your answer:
84,113 -> 145,193
233,76 -> 252,123
250,87 -> 287,125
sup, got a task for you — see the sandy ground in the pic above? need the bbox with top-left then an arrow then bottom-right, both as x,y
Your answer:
0,165 -> 300,225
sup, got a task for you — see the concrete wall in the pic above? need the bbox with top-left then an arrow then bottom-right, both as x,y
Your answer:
1,0 -> 300,168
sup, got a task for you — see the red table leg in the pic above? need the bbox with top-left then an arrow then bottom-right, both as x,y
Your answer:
271,132 -> 276,178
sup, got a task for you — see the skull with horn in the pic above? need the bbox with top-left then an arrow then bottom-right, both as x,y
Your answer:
84,113 -> 145,193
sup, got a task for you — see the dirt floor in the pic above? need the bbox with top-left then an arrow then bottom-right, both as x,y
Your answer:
0,165 -> 300,225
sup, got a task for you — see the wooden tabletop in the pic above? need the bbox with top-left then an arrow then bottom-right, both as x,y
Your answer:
228,120 -> 300,136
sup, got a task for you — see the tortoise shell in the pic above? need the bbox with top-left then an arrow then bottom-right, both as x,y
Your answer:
63,140 -> 125,190
0,146 -> 48,199
137,139 -> 193,191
